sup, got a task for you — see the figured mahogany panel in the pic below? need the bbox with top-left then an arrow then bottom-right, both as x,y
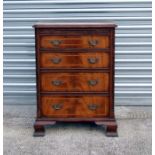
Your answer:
40,72 -> 109,92
41,96 -> 109,118
39,35 -> 109,49
40,52 -> 110,68
33,23 -> 118,137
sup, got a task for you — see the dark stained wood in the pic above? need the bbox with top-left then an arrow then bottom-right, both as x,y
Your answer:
40,68 -> 110,72
33,123 -> 45,137
95,121 -> 118,137
38,29 -> 110,36
33,23 -> 117,137
40,92 -> 109,95
40,52 -> 110,68
41,96 -> 109,118
33,22 -> 117,28
36,117 -> 116,122
109,28 -> 115,118
40,72 -> 109,92
35,28 -> 41,118
33,121 -> 56,136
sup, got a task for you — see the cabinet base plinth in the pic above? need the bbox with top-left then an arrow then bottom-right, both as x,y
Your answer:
95,120 -> 118,137
33,119 -> 118,137
33,120 -> 56,137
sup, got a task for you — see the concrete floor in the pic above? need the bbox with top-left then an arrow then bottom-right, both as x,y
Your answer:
4,105 -> 152,155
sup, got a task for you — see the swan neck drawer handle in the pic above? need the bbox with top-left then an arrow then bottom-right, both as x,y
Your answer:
52,80 -> 63,86
88,58 -> 98,64
88,80 -> 98,86
51,58 -> 61,64
88,104 -> 99,110
52,103 -> 63,110
50,40 -> 62,46
88,40 -> 98,46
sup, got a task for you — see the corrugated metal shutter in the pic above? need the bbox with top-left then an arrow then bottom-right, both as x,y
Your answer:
3,0 -> 152,105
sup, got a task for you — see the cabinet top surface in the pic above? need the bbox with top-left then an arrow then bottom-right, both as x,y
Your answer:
33,22 -> 117,28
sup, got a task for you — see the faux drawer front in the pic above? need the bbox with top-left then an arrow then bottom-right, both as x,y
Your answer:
40,72 -> 109,92
39,35 -> 109,49
40,52 -> 109,68
41,96 -> 109,118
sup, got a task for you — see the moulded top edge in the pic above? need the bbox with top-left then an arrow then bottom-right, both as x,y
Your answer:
33,22 -> 117,28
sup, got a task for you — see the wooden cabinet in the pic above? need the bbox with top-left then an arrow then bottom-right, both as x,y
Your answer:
33,23 -> 118,137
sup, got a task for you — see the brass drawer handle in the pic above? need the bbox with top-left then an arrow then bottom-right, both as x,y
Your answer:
52,80 -> 62,86
88,104 -> 99,110
51,58 -> 61,64
88,58 -> 98,64
52,103 -> 63,110
88,40 -> 98,47
88,80 -> 98,86
50,40 -> 62,47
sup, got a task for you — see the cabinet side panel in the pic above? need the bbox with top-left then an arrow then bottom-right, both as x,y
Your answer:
109,28 -> 115,118
35,28 -> 41,117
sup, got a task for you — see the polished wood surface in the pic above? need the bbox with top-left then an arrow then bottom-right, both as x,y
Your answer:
33,23 -> 117,137
41,96 -> 109,118
40,35 -> 109,49
40,72 -> 109,92
40,52 -> 110,68
33,22 -> 117,28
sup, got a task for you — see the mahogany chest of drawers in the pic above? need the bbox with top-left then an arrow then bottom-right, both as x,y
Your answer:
33,23 -> 118,137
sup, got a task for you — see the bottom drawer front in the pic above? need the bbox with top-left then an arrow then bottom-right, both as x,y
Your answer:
41,96 -> 109,118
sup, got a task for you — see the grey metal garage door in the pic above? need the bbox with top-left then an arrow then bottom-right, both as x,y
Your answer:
3,0 -> 152,105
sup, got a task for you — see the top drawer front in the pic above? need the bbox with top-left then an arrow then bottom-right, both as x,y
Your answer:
39,29 -> 110,50
40,35 -> 109,50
